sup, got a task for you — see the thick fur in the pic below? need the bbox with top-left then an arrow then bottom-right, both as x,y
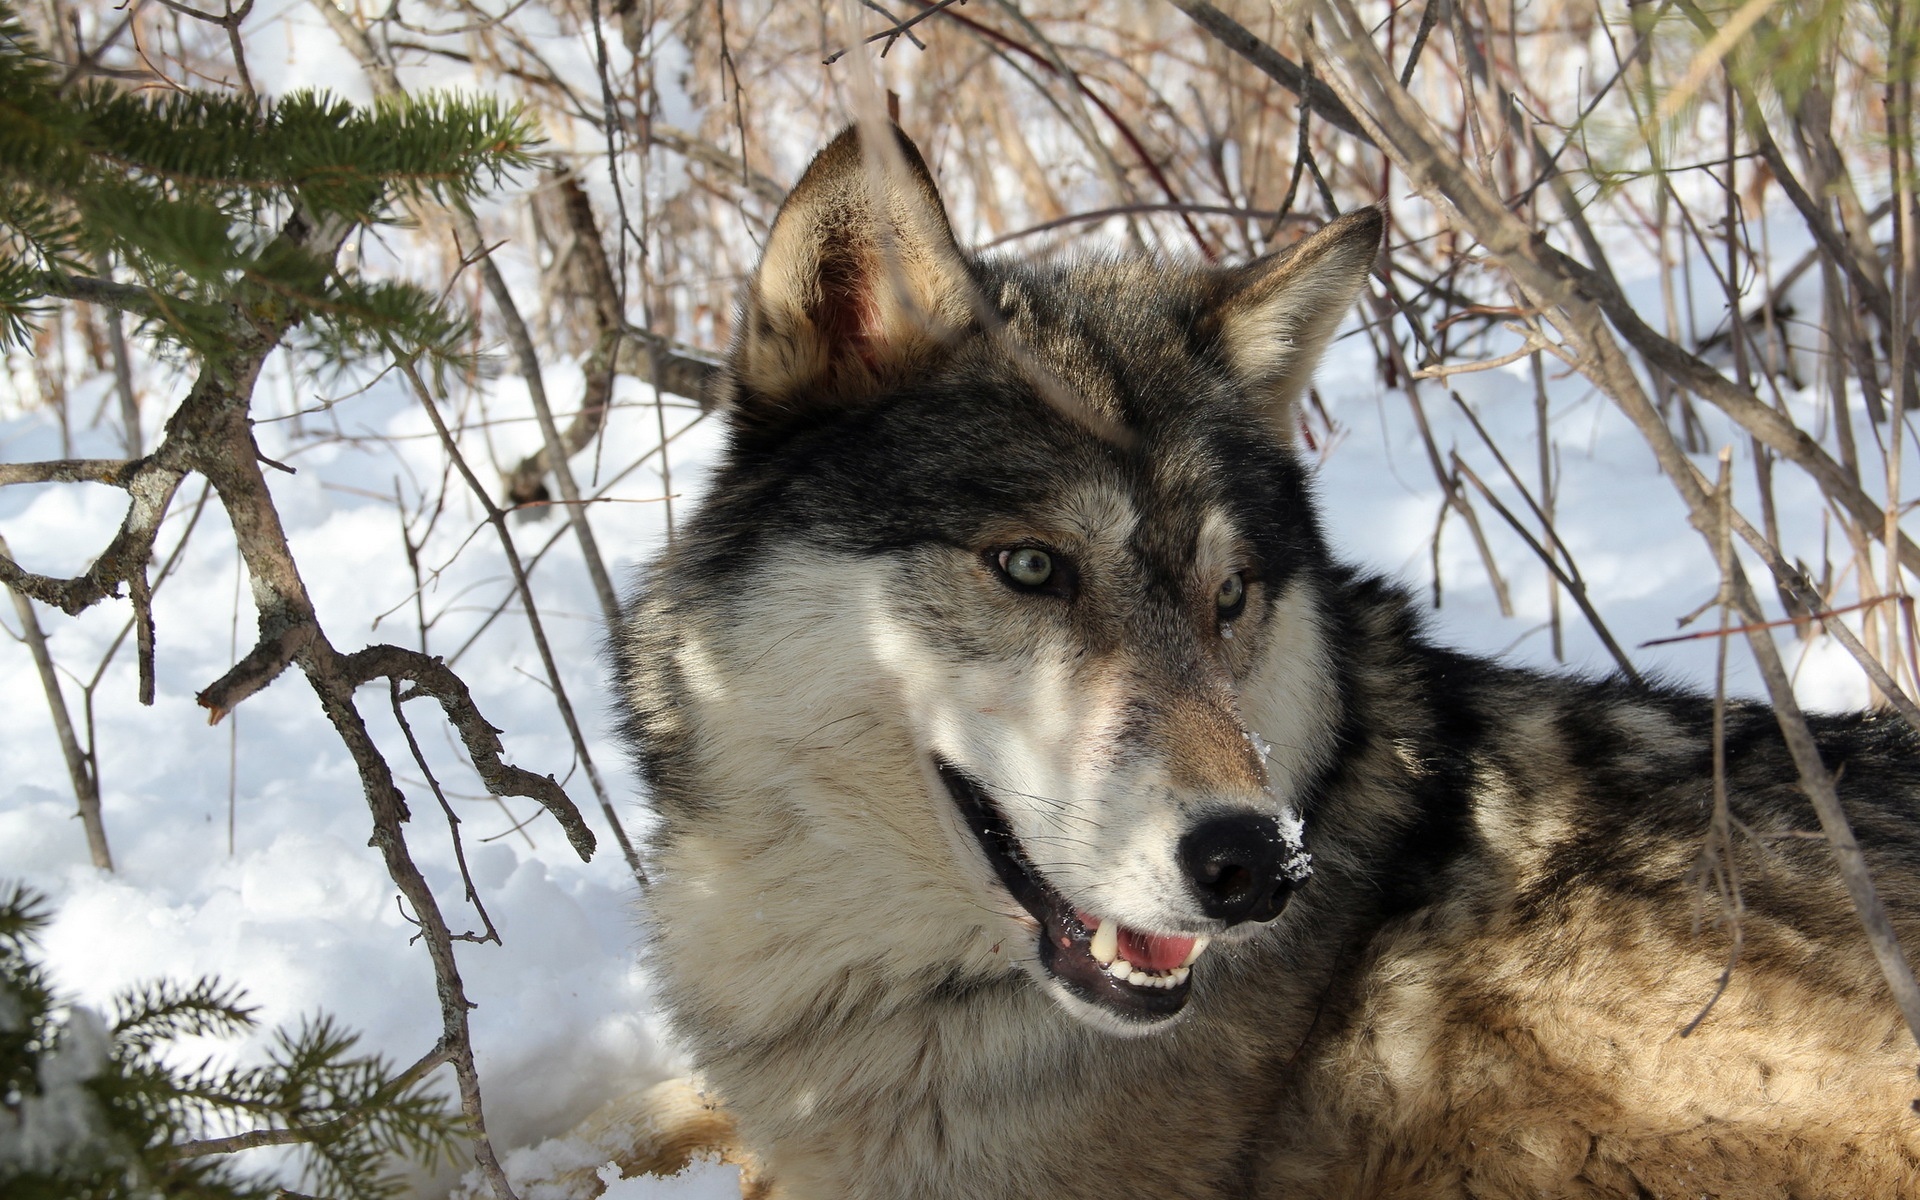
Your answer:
614,125 -> 1920,1198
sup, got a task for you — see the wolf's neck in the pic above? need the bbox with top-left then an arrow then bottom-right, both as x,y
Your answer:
647,775 -> 1087,1159
649,761 -> 1033,1030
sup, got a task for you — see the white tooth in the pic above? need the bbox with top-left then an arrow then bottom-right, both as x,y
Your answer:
1090,919 -> 1118,965
1181,936 -> 1211,968
1108,957 -> 1132,980
1127,969 -> 1151,986
1171,967 -> 1189,986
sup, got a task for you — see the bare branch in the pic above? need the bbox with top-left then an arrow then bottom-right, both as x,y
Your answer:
461,210 -> 623,624
0,458 -> 135,487
824,0 -> 970,64
612,328 -> 723,409
340,643 -> 598,863
0,532 -> 112,871
36,272 -> 159,318
0,458 -> 186,615
647,124 -> 785,207
1444,453 -> 1643,684
395,354 -> 646,885
196,624 -> 317,722
1168,0 -> 1372,143
500,176 -> 723,514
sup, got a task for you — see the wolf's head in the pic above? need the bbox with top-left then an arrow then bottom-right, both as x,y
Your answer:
627,125 -> 1379,1037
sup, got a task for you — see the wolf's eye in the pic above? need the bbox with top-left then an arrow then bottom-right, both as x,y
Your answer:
999,547 -> 1055,589
1216,573 -> 1247,620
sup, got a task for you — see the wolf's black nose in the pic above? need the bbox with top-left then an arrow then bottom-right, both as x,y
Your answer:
1179,813 -> 1296,925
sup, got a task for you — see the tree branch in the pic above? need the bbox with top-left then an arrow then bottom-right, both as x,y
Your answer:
0,458 -> 136,487
1168,0 -> 1373,144
196,623 -> 317,721
394,354 -> 646,887
340,643 -> 598,862
36,272 -> 160,319
0,531 -> 112,871
165,1043 -> 451,1160
0,457 -> 186,615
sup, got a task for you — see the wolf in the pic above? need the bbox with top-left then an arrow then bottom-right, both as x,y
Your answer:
613,124 -> 1920,1198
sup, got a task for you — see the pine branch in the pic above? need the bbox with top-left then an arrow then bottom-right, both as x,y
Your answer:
111,978 -> 257,1049
32,271 -> 157,318
3,885 -> 461,1200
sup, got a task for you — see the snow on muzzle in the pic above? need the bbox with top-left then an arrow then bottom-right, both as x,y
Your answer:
937,761 -> 1308,1025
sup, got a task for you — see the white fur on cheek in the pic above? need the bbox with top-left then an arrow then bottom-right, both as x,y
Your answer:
1237,575 -> 1341,812
864,582 -> 1218,937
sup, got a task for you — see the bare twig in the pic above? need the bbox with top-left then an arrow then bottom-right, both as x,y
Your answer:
824,0 -> 969,64
0,455 -> 185,615
343,643 -> 597,861
502,176 -> 720,508
1167,1 -> 1372,142
0,458 -> 135,487
0,531 -> 112,871
979,202 -> 1314,249
1448,454 -> 1643,683
395,354 -> 646,887
1680,448 -> 1746,1038
391,678 -> 503,945
460,210 -> 623,625
1642,596 -> 1902,648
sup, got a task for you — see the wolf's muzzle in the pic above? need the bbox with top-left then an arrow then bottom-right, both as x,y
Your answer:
1178,813 -> 1301,925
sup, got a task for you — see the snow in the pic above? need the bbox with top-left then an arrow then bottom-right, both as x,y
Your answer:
595,1160 -> 743,1200
0,1005 -> 114,1175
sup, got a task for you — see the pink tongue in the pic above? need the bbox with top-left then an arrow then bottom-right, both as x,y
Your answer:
1118,927 -> 1195,973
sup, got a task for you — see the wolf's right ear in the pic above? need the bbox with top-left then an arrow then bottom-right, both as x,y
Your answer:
1211,207 -> 1383,439
718,124 -> 974,430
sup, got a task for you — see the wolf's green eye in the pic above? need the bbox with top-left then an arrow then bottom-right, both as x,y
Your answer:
1000,547 -> 1055,588
1217,573 -> 1246,618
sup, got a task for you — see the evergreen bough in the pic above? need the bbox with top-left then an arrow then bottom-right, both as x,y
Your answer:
0,1 -> 538,371
0,884 -> 466,1199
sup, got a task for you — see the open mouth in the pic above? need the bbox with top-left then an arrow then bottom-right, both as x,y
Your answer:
936,760 -> 1209,1024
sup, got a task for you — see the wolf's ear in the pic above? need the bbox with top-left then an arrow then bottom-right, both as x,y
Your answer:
1213,207 -> 1382,435
720,124 -> 973,428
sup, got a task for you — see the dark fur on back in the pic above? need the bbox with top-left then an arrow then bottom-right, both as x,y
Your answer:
615,126 -> 1920,1198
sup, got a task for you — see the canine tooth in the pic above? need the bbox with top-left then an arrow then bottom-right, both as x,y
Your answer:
1181,937 -> 1211,967
1108,957 -> 1132,980
1090,919 -> 1118,965
1171,967 -> 1189,986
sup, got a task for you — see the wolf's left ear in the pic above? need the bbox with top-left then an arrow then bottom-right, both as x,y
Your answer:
1212,207 -> 1383,435
719,124 -> 974,430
